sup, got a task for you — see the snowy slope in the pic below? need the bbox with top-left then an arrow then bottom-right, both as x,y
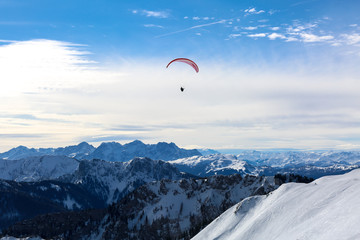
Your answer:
170,154 -> 258,177
193,168 -> 360,240
0,156 -> 79,182
60,157 -> 191,204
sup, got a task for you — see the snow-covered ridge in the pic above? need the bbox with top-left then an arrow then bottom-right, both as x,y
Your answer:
170,154 -> 257,177
236,150 -> 360,167
170,152 -> 360,178
60,157 -> 190,204
0,155 -> 79,182
193,168 -> 360,240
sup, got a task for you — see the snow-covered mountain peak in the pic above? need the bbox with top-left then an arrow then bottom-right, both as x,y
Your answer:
123,139 -> 146,148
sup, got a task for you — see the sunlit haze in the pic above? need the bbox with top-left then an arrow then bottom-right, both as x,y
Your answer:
1,0 -> 360,152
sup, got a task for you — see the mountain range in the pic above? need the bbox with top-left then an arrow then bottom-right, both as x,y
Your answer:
170,152 -> 360,178
2,143 -> 359,181
0,140 -> 201,162
2,173 -> 283,239
0,157 -> 191,230
1,141 -> 360,239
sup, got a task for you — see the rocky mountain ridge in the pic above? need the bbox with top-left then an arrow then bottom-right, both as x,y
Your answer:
2,174 -> 283,239
0,140 -> 201,162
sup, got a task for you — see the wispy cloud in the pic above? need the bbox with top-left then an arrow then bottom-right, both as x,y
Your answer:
268,33 -> 286,40
244,7 -> 265,15
144,24 -> 164,28
156,19 -> 227,38
0,39 -> 96,96
0,39 -> 18,43
270,27 -> 280,31
227,34 -> 242,39
299,33 -> 334,42
243,26 -> 258,30
0,133 -> 48,139
341,33 -> 360,45
132,9 -> 169,18
79,134 -> 149,143
247,33 -> 267,38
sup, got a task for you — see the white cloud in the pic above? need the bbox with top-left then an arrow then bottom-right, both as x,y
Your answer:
228,34 -> 241,39
244,7 -> 265,15
247,33 -> 267,38
341,33 -> 360,45
203,17 -> 210,20
132,9 -> 169,18
287,23 -> 318,34
349,24 -> 358,27
270,27 -> 280,31
268,9 -> 278,15
1,39 -> 360,150
192,16 -> 200,20
300,33 -> 334,42
0,39 -> 95,96
0,39 -> 18,43
156,19 -> 227,38
243,26 -> 258,30
144,24 -> 164,28
268,33 -> 286,40
285,36 -> 299,42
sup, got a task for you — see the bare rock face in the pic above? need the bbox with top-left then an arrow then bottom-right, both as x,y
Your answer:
86,140 -> 201,162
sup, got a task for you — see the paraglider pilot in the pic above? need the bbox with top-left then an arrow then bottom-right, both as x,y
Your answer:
180,87 -> 185,92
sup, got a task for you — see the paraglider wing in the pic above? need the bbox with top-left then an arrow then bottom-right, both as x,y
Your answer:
166,58 -> 199,73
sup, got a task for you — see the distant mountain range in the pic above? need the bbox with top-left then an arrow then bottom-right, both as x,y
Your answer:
0,140 -> 202,162
1,148 -> 359,184
170,152 -> 360,178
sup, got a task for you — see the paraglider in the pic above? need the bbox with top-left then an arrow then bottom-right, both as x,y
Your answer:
166,58 -> 199,92
166,58 -> 199,73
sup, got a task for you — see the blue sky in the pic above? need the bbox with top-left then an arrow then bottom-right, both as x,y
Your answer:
1,0 -> 360,151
